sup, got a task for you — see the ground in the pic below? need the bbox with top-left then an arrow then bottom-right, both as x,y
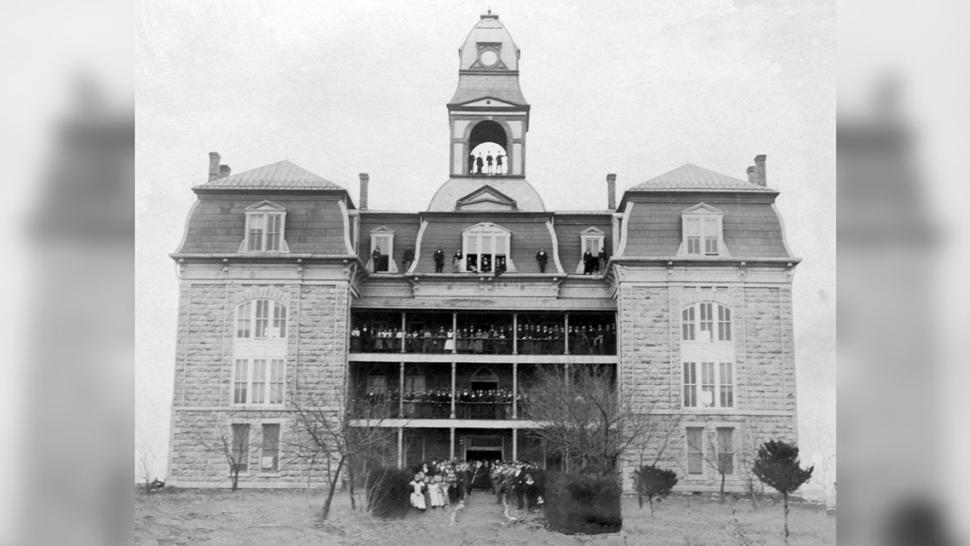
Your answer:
135,487 -> 835,545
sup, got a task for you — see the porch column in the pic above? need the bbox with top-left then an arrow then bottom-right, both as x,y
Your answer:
450,362 -> 457,419
399,362 -> 405,418
512,313 -> 518,354
400,312 -> 406,353
449,427 -> 456,460
512,362 -> 518,419
397,427 -> 403,468
564,313 -> 570,355
512,428 -> 518,461
564,363 -> 571,390
452,312 -> 458,354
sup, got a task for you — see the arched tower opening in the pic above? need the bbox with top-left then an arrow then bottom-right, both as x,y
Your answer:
466,120 -> 509,175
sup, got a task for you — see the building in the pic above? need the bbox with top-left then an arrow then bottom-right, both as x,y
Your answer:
167,12 -> 799,492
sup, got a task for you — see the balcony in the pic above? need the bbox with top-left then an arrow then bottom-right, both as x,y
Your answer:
350,310 -> 616,356
348,362 -> 613,422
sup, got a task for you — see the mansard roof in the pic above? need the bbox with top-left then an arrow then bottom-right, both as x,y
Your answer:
194,160 -> 345,192
628,163 -> 775,193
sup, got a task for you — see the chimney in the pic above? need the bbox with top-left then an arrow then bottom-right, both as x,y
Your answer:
746,165 -> 758,184
754,154 -> 767,186
358,173 -> 369,210
219,165 -> 231,178
606,173 -> 617,210
208,152 -> 221,181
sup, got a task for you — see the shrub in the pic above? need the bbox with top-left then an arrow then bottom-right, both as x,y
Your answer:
632,465 -> 678,515
544,472 -> 622,535
752,440 -> 814,540
365,467 -> 412,519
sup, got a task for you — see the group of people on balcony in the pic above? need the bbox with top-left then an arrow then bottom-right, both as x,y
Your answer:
407,459 -> 545,512
358,387 -> 526,419
350,320 -> 617,354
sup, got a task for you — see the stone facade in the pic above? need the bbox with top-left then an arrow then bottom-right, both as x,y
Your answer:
166,12 -> 800,493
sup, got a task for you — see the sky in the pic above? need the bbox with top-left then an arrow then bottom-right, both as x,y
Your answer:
136,0 -> 835,498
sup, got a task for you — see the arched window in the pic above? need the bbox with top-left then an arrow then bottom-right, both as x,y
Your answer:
236,300 -> 287,339
681,302 -> 731,342
467,120 -> 509,175
462,222 -> 512,273
681,302 -> 734,409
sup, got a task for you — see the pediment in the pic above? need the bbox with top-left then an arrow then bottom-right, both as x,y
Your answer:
580,226 -> 605,236
245,200 -> 286,212
681,202 -> 723,215
457,97 -> 519,108
456,185 -> 517,211
369,224 -> 395,234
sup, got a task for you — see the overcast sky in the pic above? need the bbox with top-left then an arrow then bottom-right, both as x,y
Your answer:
136,0 -> 835,495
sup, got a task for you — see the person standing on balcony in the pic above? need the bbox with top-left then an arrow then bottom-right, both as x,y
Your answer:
536,248 -> 548,273
434,248 -> 445,272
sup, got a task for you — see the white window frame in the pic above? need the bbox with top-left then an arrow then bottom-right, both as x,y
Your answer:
260,422 -> 282,473
461,222 -> 514,273
715,427 -> 735,475
233,358 -> 286,406
369,226 -> 397,273
682,361 -> 734,408
682,302 -> 732,343
685,426 -> 705,475
682,302 -> 735,409
231,423 -> 251,473
236,300 -> 287,340
680,203 -> 727,257
241,201 -> 289,253
576,226 -> 606,273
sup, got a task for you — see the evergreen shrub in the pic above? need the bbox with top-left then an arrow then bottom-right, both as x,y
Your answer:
544,472 -> 622,534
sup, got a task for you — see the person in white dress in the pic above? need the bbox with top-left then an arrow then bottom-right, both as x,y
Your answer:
409,472 -> 427,510
429,474 -> 446,508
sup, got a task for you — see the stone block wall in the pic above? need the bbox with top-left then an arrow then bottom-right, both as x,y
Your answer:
616,276 -> 797,492
168,278 -> 353,487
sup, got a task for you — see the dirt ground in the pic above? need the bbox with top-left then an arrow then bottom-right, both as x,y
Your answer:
135,487 -> 835,545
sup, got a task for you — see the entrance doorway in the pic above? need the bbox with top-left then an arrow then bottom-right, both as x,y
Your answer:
463,434 -> 504,462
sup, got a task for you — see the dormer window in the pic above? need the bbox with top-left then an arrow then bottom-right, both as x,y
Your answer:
577,227 -> 606,273
369,226 -> 396,273
680,203 -> 727,257
242,201 -> 289,253
462,222 -> 513,273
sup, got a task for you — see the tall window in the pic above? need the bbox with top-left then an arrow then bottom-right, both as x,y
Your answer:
233,359 -> 285,405
231,424 -> 250,472
682,303 -> 731,342
243,201 -> 288,253
463,223 -> 511,273
686,427 -> 704,475
683,361 -> 733,408
681,203 -> 725,257
237,300 -> 287,339
261,424 -> 280,472
369,226 -> 395,273
716,427 -> 735,475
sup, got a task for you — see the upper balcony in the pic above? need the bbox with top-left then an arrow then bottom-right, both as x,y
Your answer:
349,310 -> 616,357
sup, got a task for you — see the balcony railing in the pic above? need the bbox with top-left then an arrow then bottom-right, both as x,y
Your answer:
350,389 -> 527,420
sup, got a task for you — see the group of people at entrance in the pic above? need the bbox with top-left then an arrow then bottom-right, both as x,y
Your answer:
408,459 -> 545,512
467,151 -> 506,175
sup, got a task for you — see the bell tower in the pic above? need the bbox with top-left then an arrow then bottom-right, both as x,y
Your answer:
447,12 -> 530,178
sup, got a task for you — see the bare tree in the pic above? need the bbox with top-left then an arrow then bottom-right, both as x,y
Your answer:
136,442 -> 156,495
686,425 -> 736,502
290,382 -> 398,521
521,364 -> 655,477
195,428 -> 253,491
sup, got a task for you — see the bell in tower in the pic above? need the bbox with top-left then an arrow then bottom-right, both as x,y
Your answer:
447,12 -> 530,178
